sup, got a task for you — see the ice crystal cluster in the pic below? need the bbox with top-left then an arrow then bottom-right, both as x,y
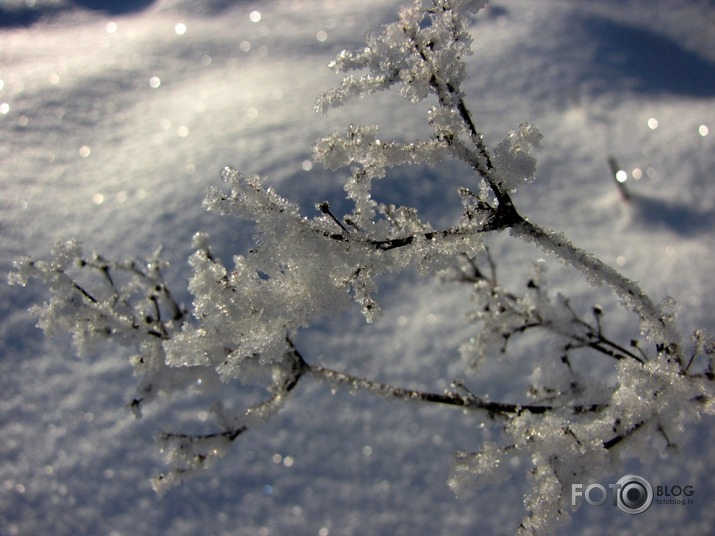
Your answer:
9,1 -> 715,534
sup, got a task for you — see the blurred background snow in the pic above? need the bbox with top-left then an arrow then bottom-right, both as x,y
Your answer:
1,0 -> 714,534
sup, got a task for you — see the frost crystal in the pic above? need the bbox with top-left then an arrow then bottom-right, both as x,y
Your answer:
314,124 -> 447,179
448,442 -> 511,495
316,0 -> 485,113
493,122 -> 543,192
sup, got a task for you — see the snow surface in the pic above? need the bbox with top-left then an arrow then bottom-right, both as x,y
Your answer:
1,0 -> 714,534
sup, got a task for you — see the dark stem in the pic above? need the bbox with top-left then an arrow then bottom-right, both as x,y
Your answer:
607,155 -> 631,201
304,360 -> 605,418
321,225 -> 490,252
512,219 -> 680,364
603,421 -> 646,449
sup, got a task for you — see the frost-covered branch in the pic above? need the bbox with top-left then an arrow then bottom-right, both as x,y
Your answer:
447,249 -> 647,369
512,220 -> 682,359
151,338 -> 307,493
9,1 -> 715,534
306,361 -> 606,418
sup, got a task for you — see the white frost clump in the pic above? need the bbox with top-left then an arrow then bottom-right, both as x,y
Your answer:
316,0 -> 486,113
172,167 -> 382,379
313,124 -> 449,230
448,441 -> 511,495
492,122 -> 543,193
314,124 -> 448,180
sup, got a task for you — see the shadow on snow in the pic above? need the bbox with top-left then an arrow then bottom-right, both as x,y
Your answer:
628,193 -> 714,236
0,0 -> 157,27
575,14 -> 715,98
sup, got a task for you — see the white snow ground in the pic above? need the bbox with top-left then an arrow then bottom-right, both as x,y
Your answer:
1,0 -> 714,534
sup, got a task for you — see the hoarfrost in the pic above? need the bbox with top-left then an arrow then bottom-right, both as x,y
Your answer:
316,0 -> 483,113
492,122 -> 543,193
448,442 -> 511,495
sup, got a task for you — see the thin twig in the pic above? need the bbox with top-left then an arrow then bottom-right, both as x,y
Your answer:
304,361 -> 604,418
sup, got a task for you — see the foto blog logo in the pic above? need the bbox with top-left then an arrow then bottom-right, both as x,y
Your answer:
572,474 -> 653,515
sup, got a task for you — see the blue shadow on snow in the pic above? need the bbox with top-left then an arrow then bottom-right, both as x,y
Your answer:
628,193 -> 714,236
0,0 -> 156,27
578,15 -> 715,98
